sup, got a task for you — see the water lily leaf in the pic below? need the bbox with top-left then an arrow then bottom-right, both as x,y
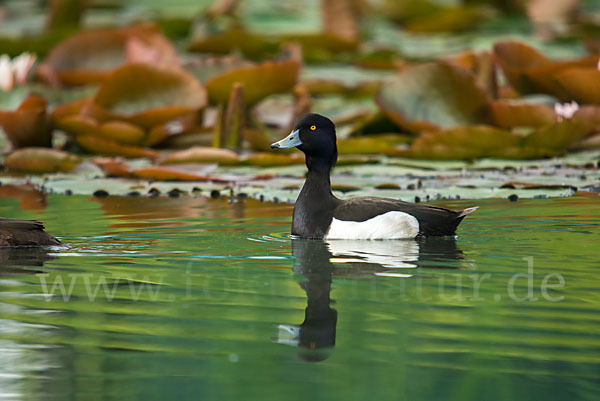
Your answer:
54,114 -> 98,135
131,167 -> 224,181
187,27 -> 278,60
0,95 -> 51,149
93,158 -> 132,177
205,59 -> 300,105
76,135 -> 158,159
49,98 -> 88,125
40,24 -> 179,86
490,101 -> 556,128
555,68 -> 600,105
5,148 -> 80,173
375,62 -> 491,133
525,120 -> 594,152
337,135 -> 410,155
281,33 -> 359,62
493,41 -> 598,99
244,152 -> 304,167
99,121 -> 146,145
160,146 -> 240,165
406,125 -> 523,160
88,63 -> 207,128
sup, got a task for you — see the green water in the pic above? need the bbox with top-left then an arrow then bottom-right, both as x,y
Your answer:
0,194 -> 599,400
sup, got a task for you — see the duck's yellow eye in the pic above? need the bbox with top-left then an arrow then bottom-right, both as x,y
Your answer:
310,125 -> 316,131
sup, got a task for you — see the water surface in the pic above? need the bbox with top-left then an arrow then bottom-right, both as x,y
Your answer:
0,193 -> 599,400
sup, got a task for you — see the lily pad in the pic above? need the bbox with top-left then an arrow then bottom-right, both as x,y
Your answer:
187,27 -> 278,60
493,41 -> 598,100
39,24 -> 179,86
160,146 -> 240,165
5,148 -> 80,173
490,101 -> 556,128
555,68 -> 600,105
88,63 -> 207,129
375,62 -> 491,133
337,135 -> 410,155
0,95 -> 51,149
406,125 -> 523,160
244,152 -> 304,167
205,59 -> 300,105
76,135 -> 158,159
524,120 -> 594,152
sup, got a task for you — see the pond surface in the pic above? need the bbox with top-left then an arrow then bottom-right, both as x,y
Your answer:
0,193 -> 599,401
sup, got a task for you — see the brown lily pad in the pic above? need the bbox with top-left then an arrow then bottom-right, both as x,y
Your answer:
244,152 -> 304,167
0,95 -> 51,149
76,135 -> 158,159
493,41 -> 598,99
84,63 -> 206,129
490,101 -> 556,128
375,62 -> 491,133
5,148 -> 80,173
337,135 -> 410,155
187,27 -> 278,60
524,119 -> 594,153
39,24 -> 179,86
555,68 -> 600,105
406,125 -> 523,160
160,146 -> 240,165
205,59 -> 300,105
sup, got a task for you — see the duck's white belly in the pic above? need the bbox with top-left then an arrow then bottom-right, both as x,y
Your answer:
324,211 -> 420,240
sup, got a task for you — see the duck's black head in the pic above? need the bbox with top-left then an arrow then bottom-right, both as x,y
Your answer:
271,113 -> 337,172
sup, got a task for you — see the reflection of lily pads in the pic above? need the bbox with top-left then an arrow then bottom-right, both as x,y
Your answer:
40,24 -> 178,86
0,95 -> 51,149
5,148 -> 80,173
88,63 -> 207,128
205,60 -> 300,105
375,62 -> 490,133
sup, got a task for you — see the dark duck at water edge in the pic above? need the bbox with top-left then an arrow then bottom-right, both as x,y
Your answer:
270,113 -> 478,240
0,218 -> 61,247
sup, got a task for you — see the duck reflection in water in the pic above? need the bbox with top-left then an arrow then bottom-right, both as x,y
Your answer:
274,237 -> 465,362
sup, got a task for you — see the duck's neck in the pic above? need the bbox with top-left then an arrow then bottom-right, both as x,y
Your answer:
292,166 -> 339,239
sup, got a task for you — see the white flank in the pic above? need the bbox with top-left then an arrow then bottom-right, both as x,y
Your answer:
325,211 -> 419,240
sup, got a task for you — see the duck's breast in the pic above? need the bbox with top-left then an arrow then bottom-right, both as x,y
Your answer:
324,211 -> 419,240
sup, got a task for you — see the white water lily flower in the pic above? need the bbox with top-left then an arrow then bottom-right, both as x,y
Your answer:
554,100 -> 579,121
0,52 -> 36,91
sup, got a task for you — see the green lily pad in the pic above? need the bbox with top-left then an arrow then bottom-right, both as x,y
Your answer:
375,62 -> 491,133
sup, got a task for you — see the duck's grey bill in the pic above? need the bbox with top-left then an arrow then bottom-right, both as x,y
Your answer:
270,129 -> 302,149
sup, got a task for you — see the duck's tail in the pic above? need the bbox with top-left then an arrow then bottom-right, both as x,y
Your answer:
458,207 -> 479,218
